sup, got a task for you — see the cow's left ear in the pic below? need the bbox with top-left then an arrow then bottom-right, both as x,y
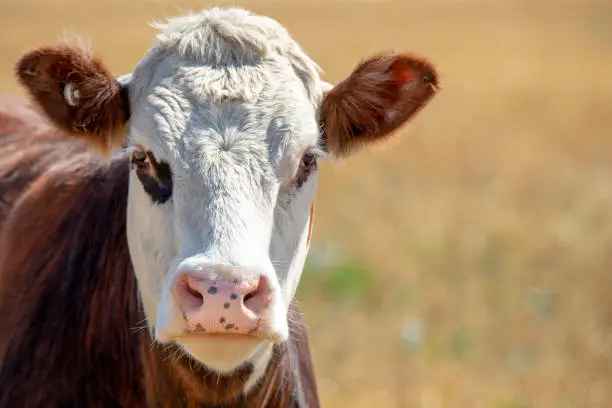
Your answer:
15,44 -> 130,156
319,52 -> 439,158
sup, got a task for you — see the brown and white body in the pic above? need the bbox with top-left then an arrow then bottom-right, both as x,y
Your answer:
0,7 -> 439,407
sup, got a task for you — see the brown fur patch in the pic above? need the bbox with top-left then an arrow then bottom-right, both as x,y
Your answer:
0,101 -> 320,407
14,44 -> 129,156
319,52 -> 440,157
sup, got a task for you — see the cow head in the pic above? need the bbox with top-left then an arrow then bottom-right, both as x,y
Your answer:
15,7 -> 439,375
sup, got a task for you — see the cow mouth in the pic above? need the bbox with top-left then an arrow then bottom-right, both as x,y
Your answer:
176,327 -> 280,343
180,331 -> 259,341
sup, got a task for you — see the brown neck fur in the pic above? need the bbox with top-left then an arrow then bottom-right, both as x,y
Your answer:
0,104 -> 319,408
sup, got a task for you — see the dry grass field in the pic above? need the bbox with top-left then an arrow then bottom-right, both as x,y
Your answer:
1,0 -> 612,407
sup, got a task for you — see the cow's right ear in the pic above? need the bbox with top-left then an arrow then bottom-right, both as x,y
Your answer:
15,44 -> 130,156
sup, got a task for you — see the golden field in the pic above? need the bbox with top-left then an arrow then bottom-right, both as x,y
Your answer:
1,0 -> 611,407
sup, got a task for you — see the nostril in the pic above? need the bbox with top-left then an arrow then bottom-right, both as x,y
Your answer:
178,276 -> 204,311
243,275 -> 271,315
244,291 -> 256,303
186,284 -> 203,301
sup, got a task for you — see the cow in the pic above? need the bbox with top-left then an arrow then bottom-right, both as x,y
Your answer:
0,7 -> 439,407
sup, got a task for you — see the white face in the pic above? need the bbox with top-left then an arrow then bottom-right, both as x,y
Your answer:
124,8 -> 325,373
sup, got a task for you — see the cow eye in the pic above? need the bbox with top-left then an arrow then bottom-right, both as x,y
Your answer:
301,152 -> 317,168
132,147 -> 151,170
130,146 -> 173,204
131,148 -> 148,168
294,150 -> 318,189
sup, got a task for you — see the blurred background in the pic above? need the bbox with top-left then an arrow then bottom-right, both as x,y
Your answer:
1,0 -> 611,407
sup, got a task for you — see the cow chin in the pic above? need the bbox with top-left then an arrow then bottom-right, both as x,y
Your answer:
178,335 -> 266,372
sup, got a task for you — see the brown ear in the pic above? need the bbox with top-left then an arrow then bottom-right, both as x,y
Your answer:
319,52 -> 439,158
15,44 -> 130,155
